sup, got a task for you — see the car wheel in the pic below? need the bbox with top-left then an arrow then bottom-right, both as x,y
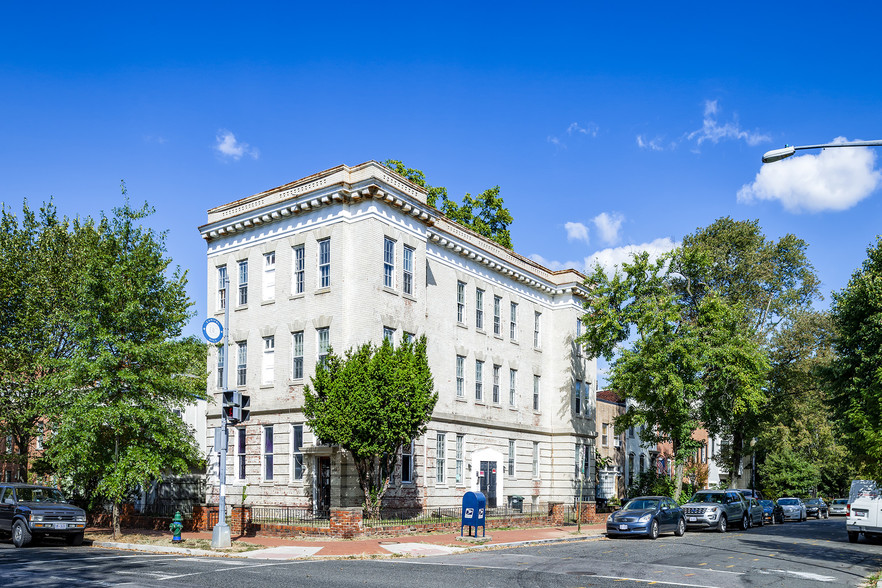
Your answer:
717,515 -> 728,533
66,532 -> 84,546
12,520 -> 32,548
648,519 -> 660,540
742,513 -> 750,530
759,514 -> 764,527
675,517 -> 686,537
848,531 -> 859,543
824,511 -> 829,519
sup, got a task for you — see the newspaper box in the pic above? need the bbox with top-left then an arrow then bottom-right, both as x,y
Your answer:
461,491 -> 486,537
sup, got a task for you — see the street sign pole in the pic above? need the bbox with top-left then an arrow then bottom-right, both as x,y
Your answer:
211,277 -> 232,549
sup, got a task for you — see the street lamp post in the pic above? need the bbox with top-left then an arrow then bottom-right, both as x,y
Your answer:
762,139 -> 882,163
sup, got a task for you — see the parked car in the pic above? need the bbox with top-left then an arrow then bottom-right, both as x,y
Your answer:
829,498 -> 848,516
682,490 -> 750,532
805,498 -> 828,519
846,480 -> 882,543
734,488 -> 764,500
777,497 -> 807,521
606,496 -> 686,540
758,499 -> 784,524
745,497 -> 765,527
0,483 -> 87,547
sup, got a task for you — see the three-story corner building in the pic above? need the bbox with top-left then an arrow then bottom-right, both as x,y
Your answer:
199,161 -> 598,513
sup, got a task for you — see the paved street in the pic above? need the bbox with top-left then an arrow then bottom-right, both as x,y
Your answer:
2,518 -> 880,587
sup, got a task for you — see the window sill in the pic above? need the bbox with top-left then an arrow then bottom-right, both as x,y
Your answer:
475,400 -> 485,406
510,339 -> 519,345
456,322 -> 468,329
402,293 -> 417,302
314,287 -> 331,295
476,328 -> 486,335
454,396 -> 467,402
260,384 -> 273,389
493,333 -> 503,340
383,286 -> 399,296
261,299 -> 275,306
235,305 -> 249,311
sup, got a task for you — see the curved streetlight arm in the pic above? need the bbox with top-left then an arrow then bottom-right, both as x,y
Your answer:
763,139 -> 882,163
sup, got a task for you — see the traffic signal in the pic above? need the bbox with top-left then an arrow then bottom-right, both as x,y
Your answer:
239,394 -> 250,423
221,390 -> 250,424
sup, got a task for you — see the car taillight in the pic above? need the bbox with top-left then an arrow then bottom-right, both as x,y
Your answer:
847,504 -> 851,516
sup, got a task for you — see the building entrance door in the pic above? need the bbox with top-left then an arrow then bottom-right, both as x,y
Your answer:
315,456 -> 331,515
479,460 -> 497,508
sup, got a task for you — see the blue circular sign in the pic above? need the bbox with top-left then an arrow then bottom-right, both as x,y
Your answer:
202,318 -> 223,343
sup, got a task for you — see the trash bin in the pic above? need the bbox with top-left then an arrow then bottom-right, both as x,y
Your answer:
509,495 -> 524,513
461,491 -> 486,537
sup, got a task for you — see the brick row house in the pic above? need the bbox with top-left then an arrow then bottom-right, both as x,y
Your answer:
198,162 -> 599,513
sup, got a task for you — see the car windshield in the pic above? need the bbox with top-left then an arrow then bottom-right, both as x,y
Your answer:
623,499 -> 658,510
759,500 -> 774,507
806,499 -> 822,505
15,487 -> 67,503
833,499 -> 847,505
778,498 -> 800,506
691,493 -> 724,504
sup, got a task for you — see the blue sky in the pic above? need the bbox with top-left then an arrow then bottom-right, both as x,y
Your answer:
2,2 -> 881,373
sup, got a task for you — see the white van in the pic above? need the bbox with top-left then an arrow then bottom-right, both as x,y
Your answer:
846,480 -> 882,543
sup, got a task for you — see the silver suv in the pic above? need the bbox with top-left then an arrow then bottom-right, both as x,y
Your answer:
682,490 -> 750,532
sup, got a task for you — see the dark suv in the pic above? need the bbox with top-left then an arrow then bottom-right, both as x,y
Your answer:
0,483 -> 87,547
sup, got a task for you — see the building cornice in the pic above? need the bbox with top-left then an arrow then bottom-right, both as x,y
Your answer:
199,161 -> 589,300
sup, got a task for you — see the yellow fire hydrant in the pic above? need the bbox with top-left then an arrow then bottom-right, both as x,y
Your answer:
169,511 -> 184,543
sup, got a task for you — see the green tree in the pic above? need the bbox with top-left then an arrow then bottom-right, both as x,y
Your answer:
826,236 -> 882,479
0,201 -> 79,481
303,336 -> 437,518
757,439 -> 821,499
383,160 -> 514,248
46,192 -> 207,537
579,248 -> 768,500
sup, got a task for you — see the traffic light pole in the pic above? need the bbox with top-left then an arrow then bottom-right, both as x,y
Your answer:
211,277 -> 232,549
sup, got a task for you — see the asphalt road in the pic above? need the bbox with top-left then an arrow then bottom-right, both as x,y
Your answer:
1,517 -> 880,587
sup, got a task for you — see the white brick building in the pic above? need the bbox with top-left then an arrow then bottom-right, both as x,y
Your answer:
199,162 -> 598,512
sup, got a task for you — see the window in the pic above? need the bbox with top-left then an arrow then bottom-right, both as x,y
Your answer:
576,317 -> 582,356
455,355 -> 465,397
262,336 -> 274,384
614,426 -> 622,448
403,332 -> 414,344
510,302 -> 518,340
36,423 -> 44,451
403,245 -> 414,295
628,453 -> 635,480
436,433 -> 446,484
292,245 -> 305,294
508,439 -> 516,477
383,327 -> 395,342
628,427 -> 635,438
583,382 -> 591,416
292,425 -> 304,481
533,311 -> 541,348
532,374 -> 540,411
263,252 -> 275,301
318,238 -> 330,288
455,434 -> 464,485
237,428 -> 247,480
456,281 -> 466,323
217,265 -> 227,310
401,440 -> 414,484
317,328 -> 330,366
639,453 -> 646,474
237,341 -> 247,386
509,368 -> 517,406
493,296 -> 502,336
475,289 -> 484,329
292,331 -> 304,380
574,381 -> 581,415
602,423 -> 609,446
492,365 -> 500,403
3,435 -> 10,454
217,344 -> 225,388
238,260 -> 248,306
263,426 -> 274,481
475,360 -> 484,401
532,442 -> 540,478
383,237 -> 395,288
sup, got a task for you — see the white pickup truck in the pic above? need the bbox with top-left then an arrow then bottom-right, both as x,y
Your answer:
846,480 -> 882,543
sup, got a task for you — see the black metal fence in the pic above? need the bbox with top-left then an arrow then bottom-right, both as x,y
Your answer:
249,506 -> 330,527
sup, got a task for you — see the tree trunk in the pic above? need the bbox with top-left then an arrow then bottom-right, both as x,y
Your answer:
112,501 -> 121,539
673,461 -> 685,502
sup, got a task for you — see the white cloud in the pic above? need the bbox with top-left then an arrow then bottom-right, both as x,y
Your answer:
738,138 -> 882,212
528,237 -> 679,277
215,130 -> 259,161
585,238 -> 679,277
567,122 -> 599,137
637,134 -> 667,151
687,100 -> 770,147
592,212 -> 624,245
565,221 -> 590,244
547,135 -> 563,147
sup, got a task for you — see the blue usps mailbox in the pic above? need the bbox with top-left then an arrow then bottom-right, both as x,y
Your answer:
461,491 -> 487,537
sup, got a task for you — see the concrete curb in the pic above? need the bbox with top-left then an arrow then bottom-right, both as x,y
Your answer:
91,530 -> 606,560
